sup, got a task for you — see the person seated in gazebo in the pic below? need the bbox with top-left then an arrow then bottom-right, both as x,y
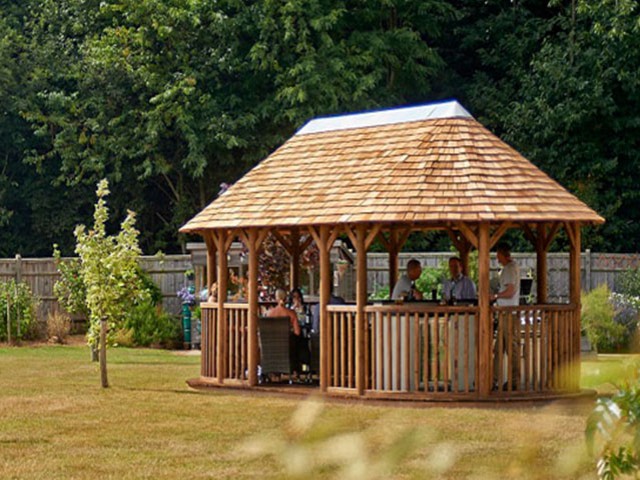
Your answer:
268,289 -> 301,336
391,259 -> 423,301
287,287 -> 310,327
442,257 -> 476,304
268,289 -> 303,379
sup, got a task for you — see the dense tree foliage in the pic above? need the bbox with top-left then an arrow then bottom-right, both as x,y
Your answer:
0,0 -> 638,255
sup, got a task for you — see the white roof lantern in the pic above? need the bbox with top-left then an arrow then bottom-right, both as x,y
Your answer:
296,99 -> 473,135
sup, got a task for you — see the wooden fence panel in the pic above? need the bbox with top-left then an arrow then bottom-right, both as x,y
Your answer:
0,254 -> 193,324
2,251 -> 638,326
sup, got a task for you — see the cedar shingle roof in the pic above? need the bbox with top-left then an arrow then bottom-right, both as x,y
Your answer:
181,100 -> 604,232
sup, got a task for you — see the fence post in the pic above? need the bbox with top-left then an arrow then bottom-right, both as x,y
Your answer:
14,254 -> 22,284
6,291 -> 10,344
584,249 -> 591,292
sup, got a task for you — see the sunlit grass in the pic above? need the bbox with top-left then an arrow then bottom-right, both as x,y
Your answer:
581,354 -> 640,392
0,342 -> 633,479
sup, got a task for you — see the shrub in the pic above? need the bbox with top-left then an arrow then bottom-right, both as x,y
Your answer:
587,359 -> 640,479
112,327 -> 135,348
46,311 -> 71,344
124,300 -> 181,348
0,280 -> 40,341
582,285 -> 625,352
618,267 -> 640,298
53,246 -> 89,317
416,265 -> 447,299
369,285 -> 390,300
138,268 -> 163,306
609,293 -> 640,352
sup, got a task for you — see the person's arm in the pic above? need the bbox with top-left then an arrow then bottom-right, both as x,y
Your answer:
466,278 -> 477,299
493,263 -> 518,302
442,280 -> 450,301
289,310 -> 301,336
493,283 -> 515,302
391,280 -> 403,300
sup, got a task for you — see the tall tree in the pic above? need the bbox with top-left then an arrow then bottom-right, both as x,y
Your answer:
20,0 -> 456,254
501,0 -> 640,251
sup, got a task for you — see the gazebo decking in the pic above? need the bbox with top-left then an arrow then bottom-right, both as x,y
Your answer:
181,100 -> 603,402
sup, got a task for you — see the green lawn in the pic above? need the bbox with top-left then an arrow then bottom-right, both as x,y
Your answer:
0,343 -> 636,479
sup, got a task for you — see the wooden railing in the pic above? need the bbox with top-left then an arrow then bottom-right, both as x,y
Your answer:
202,302 -> 580,397
200,302 -> 249,382
492,304 -> 579,393
367,305 -> 478,394
326,304 -> 479,395
201,303 -> 217,378
326,305 -> 358,389
224,303 -> 249,381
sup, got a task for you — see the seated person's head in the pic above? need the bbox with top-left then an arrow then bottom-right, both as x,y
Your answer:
448,257 -> 463,278
289,288 -> 304,306
275,288 -> 287,304
407,259 -> 422,281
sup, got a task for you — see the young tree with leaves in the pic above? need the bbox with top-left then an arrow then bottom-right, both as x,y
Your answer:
74,179 -> 147,387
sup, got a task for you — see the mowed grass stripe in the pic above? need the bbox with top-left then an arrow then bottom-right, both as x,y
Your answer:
0,344 -> 634,479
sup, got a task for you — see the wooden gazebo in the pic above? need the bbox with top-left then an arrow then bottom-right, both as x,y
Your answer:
181,100 -> 604,401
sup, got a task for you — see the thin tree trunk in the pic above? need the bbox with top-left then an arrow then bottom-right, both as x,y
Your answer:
100,318 -> 109,388
91,344 -> 99,362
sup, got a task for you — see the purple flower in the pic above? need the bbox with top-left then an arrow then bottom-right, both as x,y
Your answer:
177,286 -> 196,305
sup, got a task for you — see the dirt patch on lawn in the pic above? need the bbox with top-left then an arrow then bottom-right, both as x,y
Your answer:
0,334 -> 88,348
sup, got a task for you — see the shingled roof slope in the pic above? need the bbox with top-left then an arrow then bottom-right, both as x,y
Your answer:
181,100 -> 604,232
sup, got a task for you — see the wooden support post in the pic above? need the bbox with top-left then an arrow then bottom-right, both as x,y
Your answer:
569,223 -> 582,391
477,222 -> 492,397
204,233 -> 217,299
355,224 -> 367,395
389,246 -> 399,295
569,224 -> 581,306
289,228 -> 300,289
381,226 -> 411,296
447,228 -> 472,275
247,228 -> 260,386
536,224 -> 548,304
318,226 -> 331,392
459,242 -> 471,276
216,230 -> 229,383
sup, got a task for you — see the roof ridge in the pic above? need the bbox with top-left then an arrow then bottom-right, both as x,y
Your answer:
296,99 -> 472,135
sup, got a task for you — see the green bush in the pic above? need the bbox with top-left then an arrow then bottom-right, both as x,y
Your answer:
53,246 -> 89,317
123,300 -> 181,348
137,268 -> 163,306
609,292 -> 640,352
587,359 -> 640,479
582,285 -> 626,352
618,267 -> 640,298
369,285 -> 390,300
416,265 -> 447,299
0,280 -> 40,341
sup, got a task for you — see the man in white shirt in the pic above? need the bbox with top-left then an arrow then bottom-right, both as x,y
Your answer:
492,243 -> 520,306
391,259 -> 423,301
492,242 -> 521,390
